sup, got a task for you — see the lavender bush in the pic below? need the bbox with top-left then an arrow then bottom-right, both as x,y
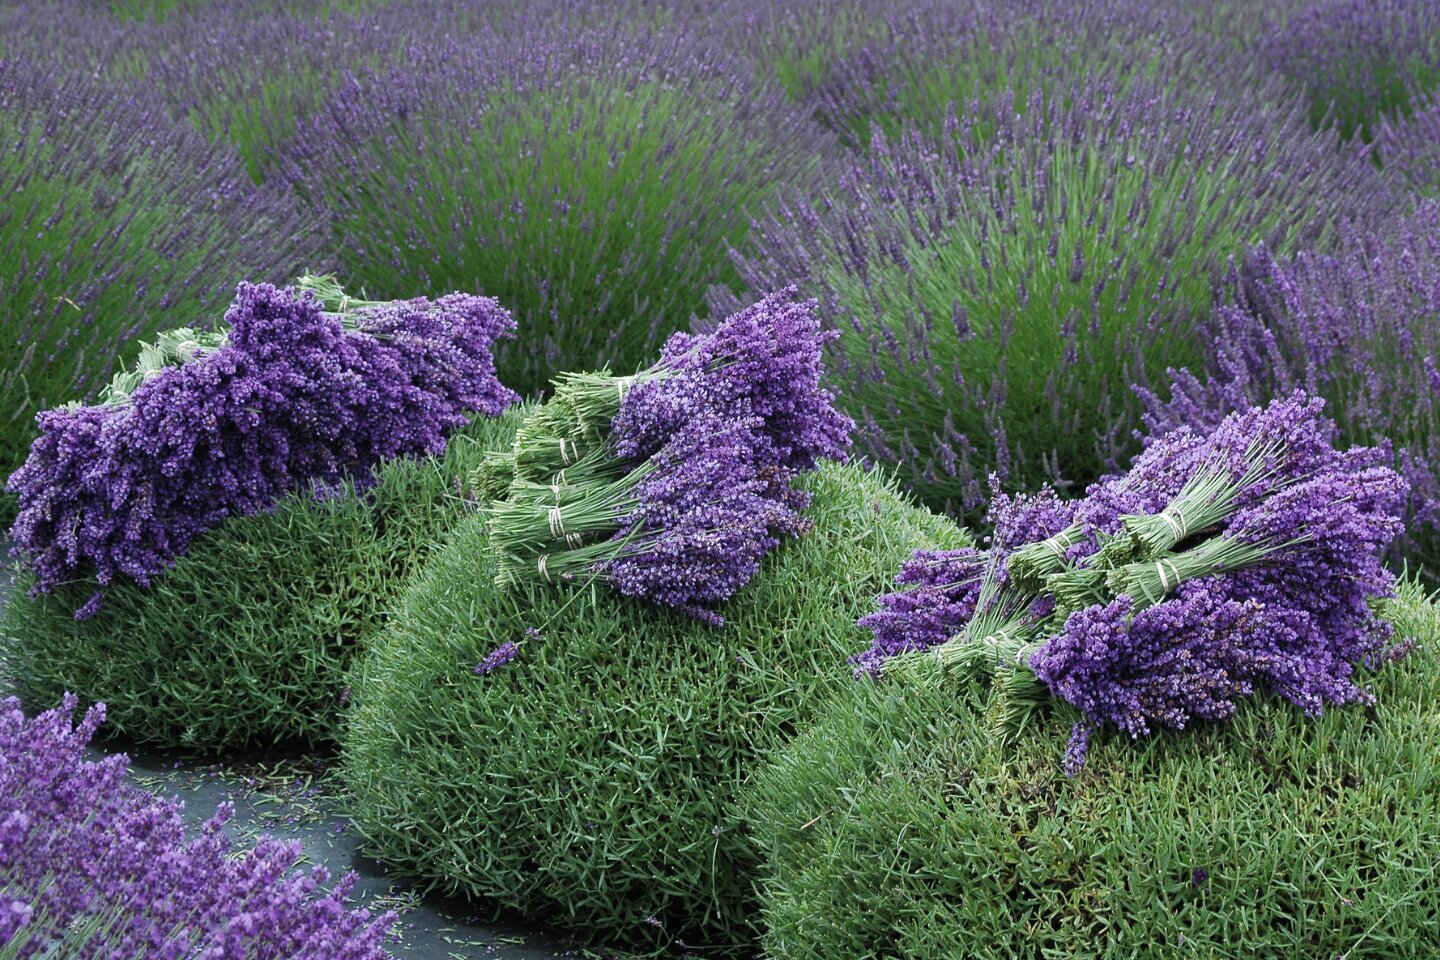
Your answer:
1377,92 -> 1440,197
776,0 -> 1215,148
1141,201 -> 1440,578
343,460 -> 965,954
748,575 -> 1440,960
0,407 -> 526,751
0,55 -> 326,490
0,695 -> 395,957
723,62 -> 1385,518
1262,0 -> 1440,141
7,280 -> 516,607
279,16 -> 834,394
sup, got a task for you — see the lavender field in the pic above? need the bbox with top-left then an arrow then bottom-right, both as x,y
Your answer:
3,1 -> 1440,957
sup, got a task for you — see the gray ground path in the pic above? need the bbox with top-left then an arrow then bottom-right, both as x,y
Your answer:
0,551 -> 619,960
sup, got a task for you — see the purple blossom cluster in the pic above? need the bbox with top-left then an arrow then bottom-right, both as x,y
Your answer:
857,393 -> 1406,773
475,640 -> 519,676
719,45 -> 1386,517
612,287 -> 853,470
1261,0 -> 1440,140
602,414 -> 814,624
0,695 -> 395,957
7,281 -> 517,606
852,548 -> 985,676
598,292 -> 853,619
1140,201 -> 1440,573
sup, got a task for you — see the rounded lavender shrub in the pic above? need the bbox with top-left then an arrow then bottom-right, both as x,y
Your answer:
0,694 -> 395,957
1262,0 -> 1440,142
0,55 -> 327,493
722,64 -> 1386,518
1140,201 -> 1440,579
745,578 -> 1440,960
279,16 -> 834,395
342,462 -> 964,954
774,0 -> 1213,148
1376,93 -> 1440,198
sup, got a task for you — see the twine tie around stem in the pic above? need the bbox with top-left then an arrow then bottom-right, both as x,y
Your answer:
548,506 -> 565,539
1159,510 -> 1188,540
538,554 -> 552,583
1044,531 -> 1073,560
1156,559 -> 1179,594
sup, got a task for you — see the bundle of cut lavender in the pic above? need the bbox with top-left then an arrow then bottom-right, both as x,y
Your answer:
483,288 -> 853,623
857,392 -> 1409,774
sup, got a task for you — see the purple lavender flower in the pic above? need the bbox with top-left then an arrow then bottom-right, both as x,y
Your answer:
475,640 -> 519,676
611,287 -> 854,471
7,281 -> 518,601
601,413 -> 814,625
852,548 -> 985,676
720,45 -> 1386,518
0,694 -> 394,957
1140,202 -> 1440,575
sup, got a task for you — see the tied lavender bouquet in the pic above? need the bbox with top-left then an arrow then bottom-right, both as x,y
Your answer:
855,392 -> 1409,774
482,288 -> 853,623
6,276 -> 518,615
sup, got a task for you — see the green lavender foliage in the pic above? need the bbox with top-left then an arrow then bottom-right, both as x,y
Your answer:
745,578 -> 1440,960
0,56 -> 326,497
282,20 -> 832,396
0,409 -> 524,753
722,61 -> 1385,518
341,463 -> 965,955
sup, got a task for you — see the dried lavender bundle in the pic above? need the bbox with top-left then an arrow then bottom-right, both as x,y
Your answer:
860,392 -> 1408,773
483,290 -> 852,621
7,279 -> 518,606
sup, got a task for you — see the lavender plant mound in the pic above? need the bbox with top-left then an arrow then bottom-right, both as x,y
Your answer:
343,461 -> 964,954
279,15 -> 834,394
779,0 -> 1216,148
7,281 -> 517,606
748,578 -> 1440,960
858,392 -> 1407,775
1141,201 -> 1440,576
0,54 -> 326,487
486,289 -> 852,622
1376,94 -> 1440,197
721,60 -> 1386,518
0,695 -> 395,957
1262,0 -> 1440,141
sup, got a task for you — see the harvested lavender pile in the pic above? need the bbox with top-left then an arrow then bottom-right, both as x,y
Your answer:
6,276 -> 517,611
856,391 -> 1408,774
483,288 -> 853,622
0,695 -> 395,958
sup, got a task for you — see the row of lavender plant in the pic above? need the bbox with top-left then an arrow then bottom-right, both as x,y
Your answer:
7,0 -> 1440,529
1,695 -> 395,957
